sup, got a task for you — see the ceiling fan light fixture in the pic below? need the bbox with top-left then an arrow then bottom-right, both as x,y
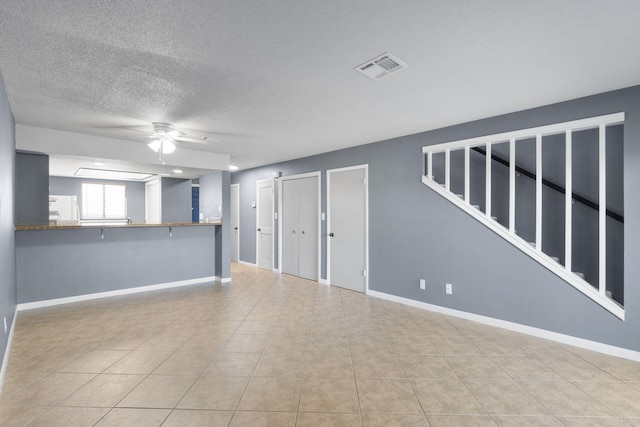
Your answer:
148,139 -> 176,154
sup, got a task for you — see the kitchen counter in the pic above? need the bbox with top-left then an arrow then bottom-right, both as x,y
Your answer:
15,221 -> 221,231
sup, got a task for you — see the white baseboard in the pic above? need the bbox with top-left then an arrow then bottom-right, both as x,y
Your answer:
238,260 -> 257,267
17,276 -> 218,311
272,268 -> 281,274
318,279 -> 329,285
217,277 -> 232,284
367,289 -> 640,362
0,308 -> 17,399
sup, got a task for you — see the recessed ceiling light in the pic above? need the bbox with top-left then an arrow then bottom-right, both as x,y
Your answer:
229,165 -> 239,171
172,169 -> 183,173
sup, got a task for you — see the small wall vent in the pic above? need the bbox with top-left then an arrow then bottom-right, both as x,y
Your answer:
355,52 -> 408,81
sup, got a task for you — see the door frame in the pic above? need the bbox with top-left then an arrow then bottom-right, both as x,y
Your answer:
256,178 -> 275,270
145,178 -> 162,224
327,164 -> 369,293
230,183 -> 240,263
277,171 -> 321,281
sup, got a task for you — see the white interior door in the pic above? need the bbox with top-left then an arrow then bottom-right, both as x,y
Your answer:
328,165 -> 367,293
230,184 -> 239,263
145,179 -> 161,224
281,179 -> 299,276
256,179 -> 274,270
297,176 -> 318,280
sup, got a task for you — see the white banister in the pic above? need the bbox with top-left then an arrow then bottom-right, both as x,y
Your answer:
486,143 -> 492,218
445,149 -> 450,191
464,146 -> 470,203
427,152 -> 432,180
599,124 -> 607,295
535,134 -> 542,252
565,130 -> 572,273
509,138 -> 516,233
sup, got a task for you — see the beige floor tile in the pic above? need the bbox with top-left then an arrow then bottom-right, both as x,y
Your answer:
103,350 -> 172,374
296,412 -> 363,427
152,351 -> 213,375
95,408 -> 170,426
60,373 -> 145,407
202,352 -> 260,376
177,376 -> 250,410
117,374 -> 197,408
353,353 -> 406,379
491,415 -> 564,426
263,334 -> 309,353
410,379 -> 487,415
2,372 -> 95,407
429,335 -> 482,355
388,335 -> 435,354
229,411 -> 297,426
357,378 -> 422,414
0,404 -> 50,427
398,355 -> 456,379
569,351 -> 640,381
493,356 -> 565,381
162,409 -> 234,427
536,354 -> 617,381
237,377 -> 302,411
574,381 -> 640,417
304,353 -> 354,378
235,320 -> 276,334
362,413 -> 430,426
299,377 -> 360,413
463,378 -> 547,415
557,417 -> 634,426
427,415 -> 498,426
254,352 -> 306,377
518,381 -> 614,417
445,356 -> 508,379
27,406 -> 110,427
349,335 -> 394,355
57,350 -> 129,373
222,334 -> 269,352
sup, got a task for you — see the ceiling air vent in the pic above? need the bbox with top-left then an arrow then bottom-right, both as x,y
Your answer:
355,52 -> 408,81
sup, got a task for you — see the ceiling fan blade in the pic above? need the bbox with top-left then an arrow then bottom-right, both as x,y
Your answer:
174,135 -> 222,144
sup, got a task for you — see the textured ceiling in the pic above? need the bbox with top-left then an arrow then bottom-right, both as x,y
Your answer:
1,0 -> 640,174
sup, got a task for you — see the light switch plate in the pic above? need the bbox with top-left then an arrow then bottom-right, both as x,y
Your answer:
420,279 -> 426,290
446,283 -> 453,294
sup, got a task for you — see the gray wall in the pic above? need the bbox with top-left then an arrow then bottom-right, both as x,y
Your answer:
16,226 -> 217,303
161,177 -> 192,223
49,176 -> 145,222
15,151 -> 48,226
232,85 -> 640,352
200,171 -> 231,280
0,73 -> 16,378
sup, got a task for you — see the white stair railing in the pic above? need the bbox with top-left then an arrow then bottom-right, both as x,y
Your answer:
422,113 -> 625,320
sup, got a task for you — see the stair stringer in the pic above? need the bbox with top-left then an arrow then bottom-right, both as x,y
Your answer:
421,175 -> 624,320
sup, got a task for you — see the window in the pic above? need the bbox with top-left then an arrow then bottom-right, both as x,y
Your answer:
81,183 -> 127,219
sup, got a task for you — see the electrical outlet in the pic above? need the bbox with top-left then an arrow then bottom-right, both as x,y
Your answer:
419,279 -> 426,290
445,283 -> 453,295
3,317 -> 6,334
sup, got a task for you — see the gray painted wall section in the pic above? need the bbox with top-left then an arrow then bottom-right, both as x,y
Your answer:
0,73 -> 16,382
232,85 -> 640,352
15,151 -> 48,226
49,176 -> 145,222
200,171 -> 231,279
16,226 -> 218,303
161,178 -> 192,223
199,172 -> 222,220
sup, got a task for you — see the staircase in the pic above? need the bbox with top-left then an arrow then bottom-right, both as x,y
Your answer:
422,113 -> 625,319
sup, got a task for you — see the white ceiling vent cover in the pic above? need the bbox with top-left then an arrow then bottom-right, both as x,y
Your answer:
355,52 -> 408,81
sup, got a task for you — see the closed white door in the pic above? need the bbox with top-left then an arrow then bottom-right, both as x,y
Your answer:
256,179 -> 273,270
280,174 -> 319,280
328,165 -> 367,293
230,184 -> 239,263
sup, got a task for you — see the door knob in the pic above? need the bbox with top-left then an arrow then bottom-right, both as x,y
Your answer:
301,230 -> 305,234
329,232 -> 334,237
257,228 -> 261,231
234,227 -> 238,230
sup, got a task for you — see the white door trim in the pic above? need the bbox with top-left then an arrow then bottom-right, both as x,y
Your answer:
256,178 -> 275,269
230,183 -> 240,263
277,171 -> 321,281
327,164 -> 369,293
145,178 -> 162,224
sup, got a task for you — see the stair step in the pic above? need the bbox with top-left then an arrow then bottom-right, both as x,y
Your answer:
472,204 -> 480,209
527,242 -> 536,249
456,194 -> 463,199
550,256 -> 560,263
574,272 -> 585,280
491,216 -> 498,221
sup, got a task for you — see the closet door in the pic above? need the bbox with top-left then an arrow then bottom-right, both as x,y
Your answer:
297,176 -> 318,280
281,178 -> 299,276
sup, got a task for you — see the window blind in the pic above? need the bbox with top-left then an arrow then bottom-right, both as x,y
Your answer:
82,183 -> 127,219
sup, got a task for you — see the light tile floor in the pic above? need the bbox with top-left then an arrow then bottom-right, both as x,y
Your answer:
1,263 -> 640,426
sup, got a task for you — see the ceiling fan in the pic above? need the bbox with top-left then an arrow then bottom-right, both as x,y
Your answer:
121,122 -> 221,164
